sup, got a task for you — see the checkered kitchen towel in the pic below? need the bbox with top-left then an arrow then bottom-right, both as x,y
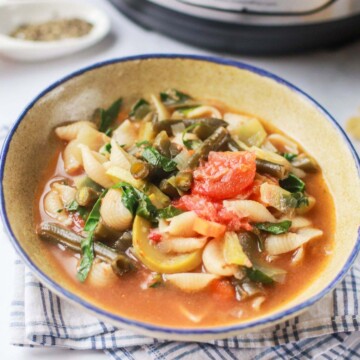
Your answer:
3,122 -> 360,360
9,257 -> 360,360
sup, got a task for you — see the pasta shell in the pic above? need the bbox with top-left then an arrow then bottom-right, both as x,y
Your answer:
77,126 -> 110,151
79,145 -> 114,188
62,127 -> 109,174
55,121 -> 96,141
157,236 -> 207,254
86,260 -> 117,287
167,211 -> 199,237
291,246 -> 305,266
43,190 -> 70,224
289,216 -> 312,230
267,134 -> 299,155
63,139 -> 82,174
185,106 -> 222,119
165,273 -> 218,292
223,200 -> 276,222
158,218 -> 170,234
100,189 -> 133,231
151,94 -> 170,121
202,239 -> 237,276
52,183 -> 76,207
177,304 -> 212,323
265,227 -> 323,255
109,139 -> 133,169
112,120 -> 138,148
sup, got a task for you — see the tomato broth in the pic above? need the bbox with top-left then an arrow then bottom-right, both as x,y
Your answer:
35,95 -> 335,328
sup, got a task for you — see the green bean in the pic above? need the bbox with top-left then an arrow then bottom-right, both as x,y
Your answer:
193,123 -> 217,140
228,138 -> 287,178
175,171 -> 193,192
111,254 -> 136,276
130,161 -> 153,180
187,127 -> 229,169
94,222 -> 121,242
184,118 -> 228,129
152,119 -> 183,136
75,186 -> 99,207
255,159 -> 287,179
38,222 -> 119,263
153,130 -> 171,157
153,118 -> 228,136
159,177 -> 179,198
113,231 -> 133,252
38,222 -> 137,276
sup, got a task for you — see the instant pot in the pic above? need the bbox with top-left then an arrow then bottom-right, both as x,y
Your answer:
109,0 -> 360,55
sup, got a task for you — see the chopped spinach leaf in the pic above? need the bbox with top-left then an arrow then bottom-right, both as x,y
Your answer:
105,128 -> 112,136
141,147 -> 177,172
148,274 -> 163,288
77,191 -> 107,282
98,98 -> 122,133
177,106 -> 199,115
254,220 -> 292,235
279,173 -> 305,193
105,143 -> 112,153
77,230 -> 95,282
77,206 -> 90,220
158,206 -> 184,219
129,98 -> 150,120
113,182 -> 158,223
84,191 -> 107,232
283,153 -> 297,161
246,268 -> 274,285
65,200 -> 89,220
160,89 -> 192,105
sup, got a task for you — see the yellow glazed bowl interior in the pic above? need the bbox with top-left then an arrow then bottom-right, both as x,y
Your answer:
1,55 -> 360,341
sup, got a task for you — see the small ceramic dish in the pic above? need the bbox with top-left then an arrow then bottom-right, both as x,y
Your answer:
1,55 -> 359,341
0,1 -> 110,61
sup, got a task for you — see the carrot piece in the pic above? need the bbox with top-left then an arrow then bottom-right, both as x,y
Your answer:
193,217 -> 226,238
210,279 -> 235,300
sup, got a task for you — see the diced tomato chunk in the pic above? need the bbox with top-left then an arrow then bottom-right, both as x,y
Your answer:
149,230 -> 162,243
210,279 -> 236,301
174,195 -> 221,223
173,195 -> 252,232
192,151 -> 256,200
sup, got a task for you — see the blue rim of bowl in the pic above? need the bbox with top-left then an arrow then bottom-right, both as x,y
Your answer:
1,54 -> 359,336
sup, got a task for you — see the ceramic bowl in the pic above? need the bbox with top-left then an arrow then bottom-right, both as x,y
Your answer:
0,1 -> 110,61
1,55 -> 359,341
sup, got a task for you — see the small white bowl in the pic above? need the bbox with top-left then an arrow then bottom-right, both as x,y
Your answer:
0,1 -> 110,61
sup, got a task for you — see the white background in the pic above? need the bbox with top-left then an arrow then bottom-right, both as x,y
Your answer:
0,0 -> 359,359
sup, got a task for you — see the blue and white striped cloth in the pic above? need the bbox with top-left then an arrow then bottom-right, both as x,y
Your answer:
9,257 -> 360,360
2,122 -> 360,359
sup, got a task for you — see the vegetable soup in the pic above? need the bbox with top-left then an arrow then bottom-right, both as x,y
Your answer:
36,89 -> 335,327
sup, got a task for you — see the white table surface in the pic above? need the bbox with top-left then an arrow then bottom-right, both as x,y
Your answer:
0,0 -> 359,359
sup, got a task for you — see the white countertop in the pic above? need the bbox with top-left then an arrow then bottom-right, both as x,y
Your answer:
0,0 -> 359,359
